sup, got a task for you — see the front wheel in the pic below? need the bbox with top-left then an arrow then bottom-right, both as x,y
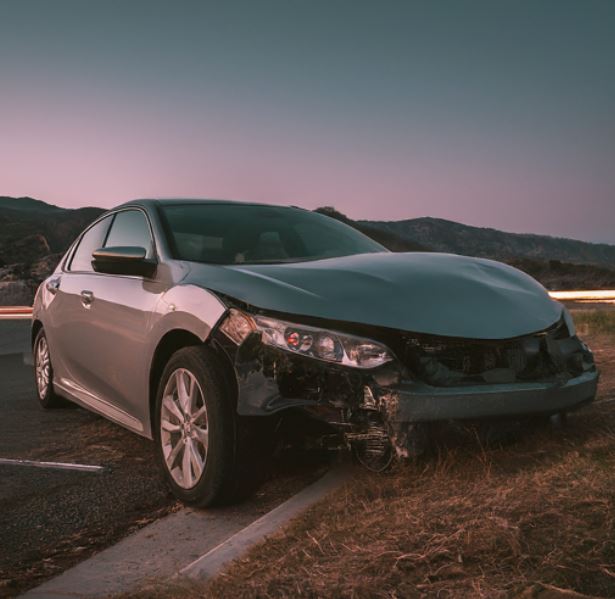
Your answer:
154,345 -> 267,507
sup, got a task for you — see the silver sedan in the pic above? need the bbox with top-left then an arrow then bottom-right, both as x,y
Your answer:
33,199 -> 599,505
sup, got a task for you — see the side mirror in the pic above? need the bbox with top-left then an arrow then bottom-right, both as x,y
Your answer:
91,246 -> 157,277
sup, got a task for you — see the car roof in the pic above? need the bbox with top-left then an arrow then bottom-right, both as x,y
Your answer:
115,198 -> 304,211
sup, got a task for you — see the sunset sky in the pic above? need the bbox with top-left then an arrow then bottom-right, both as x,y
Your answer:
0,1 -> 613,243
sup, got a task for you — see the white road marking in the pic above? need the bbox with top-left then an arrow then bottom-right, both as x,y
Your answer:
0,458 -> 104,473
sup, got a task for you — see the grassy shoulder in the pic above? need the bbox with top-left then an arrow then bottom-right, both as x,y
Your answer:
127,324 -> 615,599
573,309 -> 615,337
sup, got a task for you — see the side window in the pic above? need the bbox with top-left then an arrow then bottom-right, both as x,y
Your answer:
104,210 -> 153,257
69,216 -> 113,272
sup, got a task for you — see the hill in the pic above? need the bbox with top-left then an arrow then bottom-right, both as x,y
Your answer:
362,216 -> 615,268
1,197 -> 614,305
0,197 -> 104,264
0,197 -> 105,304
317,207 -> 615,291
0,196 -> 63,213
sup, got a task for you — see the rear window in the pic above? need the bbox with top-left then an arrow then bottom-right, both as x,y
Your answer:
159,203 -> 386,265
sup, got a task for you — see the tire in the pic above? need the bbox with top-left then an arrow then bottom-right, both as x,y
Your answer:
153,345 -> 269,507
33,328 -> 65,409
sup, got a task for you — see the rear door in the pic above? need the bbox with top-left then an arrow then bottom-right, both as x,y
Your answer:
44,214 -> 114,393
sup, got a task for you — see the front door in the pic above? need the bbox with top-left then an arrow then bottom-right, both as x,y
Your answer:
70,209 -> 166,428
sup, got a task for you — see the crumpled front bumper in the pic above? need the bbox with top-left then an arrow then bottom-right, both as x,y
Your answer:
214,316 -> 601,464
213,311 -> 600,464
221,328 -> 599,423
379,369 -> 599,424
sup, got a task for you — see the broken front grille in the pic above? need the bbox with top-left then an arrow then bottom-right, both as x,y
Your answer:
400,319 -> 593,387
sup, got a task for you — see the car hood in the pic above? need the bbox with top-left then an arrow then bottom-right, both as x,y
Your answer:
185,252 -> 563,340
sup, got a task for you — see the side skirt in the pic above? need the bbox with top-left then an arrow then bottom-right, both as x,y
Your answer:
55,378 -> 148,437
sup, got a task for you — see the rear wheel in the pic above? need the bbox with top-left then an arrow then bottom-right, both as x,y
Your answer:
154,345 -> 268,506
33,329 -> 65,409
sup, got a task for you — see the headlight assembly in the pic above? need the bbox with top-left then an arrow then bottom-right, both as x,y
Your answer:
219,309 -> 395,369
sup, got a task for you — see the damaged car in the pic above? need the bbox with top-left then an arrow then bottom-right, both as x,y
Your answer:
32,200 -> 599,505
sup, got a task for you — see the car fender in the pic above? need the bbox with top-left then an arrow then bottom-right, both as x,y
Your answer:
149,284 -> 228,346
137,284 -> 228,438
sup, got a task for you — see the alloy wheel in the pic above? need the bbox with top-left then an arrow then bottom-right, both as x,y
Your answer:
160,368 -> 209,489
35,336 -> 51,399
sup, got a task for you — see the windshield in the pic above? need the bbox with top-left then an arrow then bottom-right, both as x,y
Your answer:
159,203 -> 387,265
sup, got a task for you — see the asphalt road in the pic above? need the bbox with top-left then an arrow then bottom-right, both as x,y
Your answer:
0,328 -> 177,597
0,319 -> 30,357
0,321 -> 326,597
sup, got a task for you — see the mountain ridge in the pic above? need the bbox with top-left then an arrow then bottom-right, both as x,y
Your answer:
1,197 -> 614,305
360,216 -> 615,268
0,196 -> 102,213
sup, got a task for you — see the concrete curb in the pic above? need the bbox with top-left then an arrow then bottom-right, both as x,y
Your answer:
181,464 -> 351,580
19,466 -> 351,598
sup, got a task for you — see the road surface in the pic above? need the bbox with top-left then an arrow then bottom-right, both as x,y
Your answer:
0,321 -> 326,597
0,321 -> 177,596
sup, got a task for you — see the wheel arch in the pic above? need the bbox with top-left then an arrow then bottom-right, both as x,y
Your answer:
148,328 -> 237,436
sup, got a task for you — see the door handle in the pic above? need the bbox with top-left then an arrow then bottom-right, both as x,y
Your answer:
46,278 -> 61,294
80,290 -> 94,306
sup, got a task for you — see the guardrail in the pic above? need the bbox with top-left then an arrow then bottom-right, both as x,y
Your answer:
0,290 -> 614,319
0,306 -> 33,320
549,290 -> 615,301
0,306 -> 33,315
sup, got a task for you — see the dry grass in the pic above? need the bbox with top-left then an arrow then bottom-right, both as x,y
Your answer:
125,331 -> 615,599
573,310 -> 615,338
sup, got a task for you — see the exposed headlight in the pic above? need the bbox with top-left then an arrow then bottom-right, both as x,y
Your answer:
219,309 -> 395,369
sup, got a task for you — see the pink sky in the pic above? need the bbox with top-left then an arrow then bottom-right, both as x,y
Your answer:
1,0 -> 613,244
